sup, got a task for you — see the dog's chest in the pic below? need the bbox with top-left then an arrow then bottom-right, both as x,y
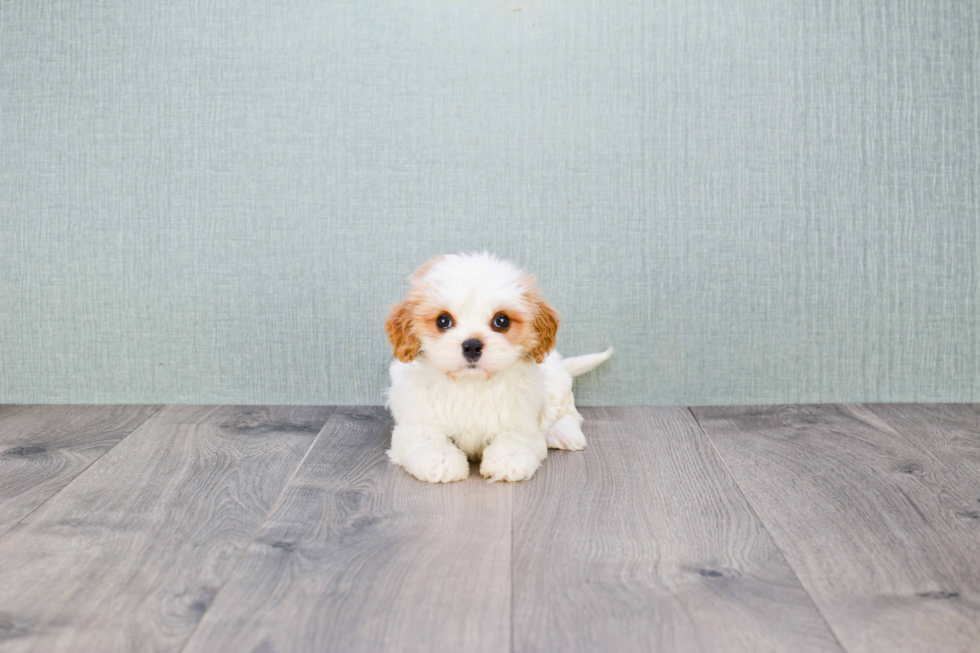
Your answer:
441,379 -> 528,426
428,372 -> 544,454
389,360 -> 547,457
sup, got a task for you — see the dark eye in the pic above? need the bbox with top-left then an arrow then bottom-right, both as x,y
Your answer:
436,314 -> 453,330
492,313 -> 510,330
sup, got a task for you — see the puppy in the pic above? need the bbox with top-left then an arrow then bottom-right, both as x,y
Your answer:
384,252 -> 612,483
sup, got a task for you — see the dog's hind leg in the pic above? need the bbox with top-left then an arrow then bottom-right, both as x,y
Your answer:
546,414 -> 586,450
539,352 -> 586,449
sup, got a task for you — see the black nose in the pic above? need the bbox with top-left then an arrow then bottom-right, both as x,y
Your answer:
462,339 -> 483,362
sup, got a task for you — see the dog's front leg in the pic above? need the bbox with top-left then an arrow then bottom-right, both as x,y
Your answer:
479,430 -> 547,482
387,424 -> 470,483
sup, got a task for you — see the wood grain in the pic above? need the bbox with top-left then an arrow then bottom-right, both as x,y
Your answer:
512,407 -> 843,653
0,405 -> 332,653
182,406 -> 513,653
0,404 -> 161,538
863,403 -> 980,492
4,403 -> 977,652
692,404 -> 980,653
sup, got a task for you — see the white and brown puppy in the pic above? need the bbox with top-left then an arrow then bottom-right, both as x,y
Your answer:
384,252 -> 611,483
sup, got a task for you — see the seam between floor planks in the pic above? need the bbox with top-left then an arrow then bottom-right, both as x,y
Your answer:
180,406 -> 513,653
691,403 -> 980,653
175,405 -> 338,653
686,406 -> 851,653
0,404 -> 336,653
511,407 -> 844,653
4,406 -> 165,530
852,403 -> 980,496
0,404 -> 165,542
4,404 -> 978,652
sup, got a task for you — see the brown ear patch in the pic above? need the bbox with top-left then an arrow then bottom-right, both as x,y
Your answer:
528,293 -> 560,363
384,299 -> 421,362
384,257 -> 447,363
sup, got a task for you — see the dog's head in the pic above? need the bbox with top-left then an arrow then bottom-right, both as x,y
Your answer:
385,253 -> 559,378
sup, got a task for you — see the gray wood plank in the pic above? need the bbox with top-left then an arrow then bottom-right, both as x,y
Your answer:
692,404 -> 980,653
0,404 -> 161,538
0,404 -> 333,653
182,406 -> 512,653
512,407 -> 843,653
863,403 -> 980,493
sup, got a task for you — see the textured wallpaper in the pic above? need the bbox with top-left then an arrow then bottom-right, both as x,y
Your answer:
1,0 -> 978,405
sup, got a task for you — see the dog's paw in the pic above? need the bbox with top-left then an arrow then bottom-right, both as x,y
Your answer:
480,447 -> 541,482
402,446 -> 469,483
546,415 -> 587,451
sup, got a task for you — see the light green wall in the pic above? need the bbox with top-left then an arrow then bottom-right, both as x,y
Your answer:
2,0 -> 978,405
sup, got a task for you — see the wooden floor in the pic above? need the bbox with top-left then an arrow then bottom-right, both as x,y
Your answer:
0,405 -> 978,652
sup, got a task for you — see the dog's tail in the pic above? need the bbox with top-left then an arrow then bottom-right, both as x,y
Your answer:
562,347 -> 613,378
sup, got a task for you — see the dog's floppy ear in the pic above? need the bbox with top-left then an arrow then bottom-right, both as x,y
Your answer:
528,295 -> 560,364
385,299 -> 421,363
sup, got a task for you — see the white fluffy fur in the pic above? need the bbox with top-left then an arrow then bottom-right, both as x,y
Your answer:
385,253 -> 611,483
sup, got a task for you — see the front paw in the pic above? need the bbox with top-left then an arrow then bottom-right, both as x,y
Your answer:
399,445 -> 469,483
480,447 -> 541,482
